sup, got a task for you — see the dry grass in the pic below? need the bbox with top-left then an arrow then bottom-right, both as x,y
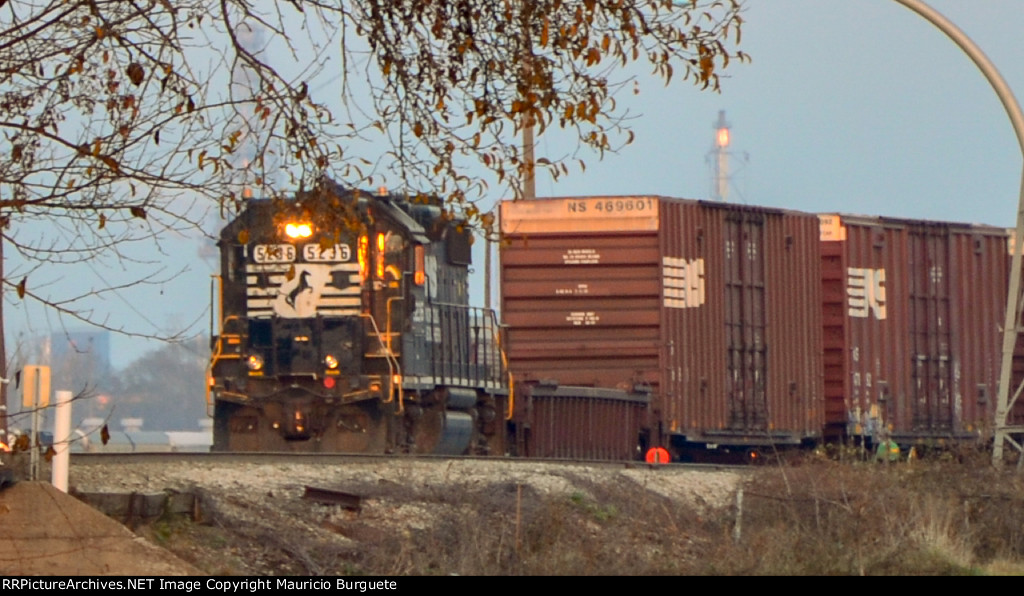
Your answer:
140,459 -> 1024,576
706,458 -> 1024,576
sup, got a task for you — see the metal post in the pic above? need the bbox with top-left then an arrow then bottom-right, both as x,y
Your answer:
30,405 -> 39,481
0,231 -> 6,453
485,236 -> 492,311
523,122 -> 536,201
51,390 -> 72,492
890,0 -> 1024,466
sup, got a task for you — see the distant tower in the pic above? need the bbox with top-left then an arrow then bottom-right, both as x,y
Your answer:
705,110 -> 750,203
710,110 -> 731,202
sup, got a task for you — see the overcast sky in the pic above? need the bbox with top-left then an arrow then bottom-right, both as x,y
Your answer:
536,0 -> 1024,225
9,0 -> 1024,372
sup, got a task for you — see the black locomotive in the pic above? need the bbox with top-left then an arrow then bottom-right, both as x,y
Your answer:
207,180 -> 511,454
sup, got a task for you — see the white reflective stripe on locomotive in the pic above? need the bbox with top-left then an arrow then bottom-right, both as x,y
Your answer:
244,273 -> 361,290
244,262 -> 361,319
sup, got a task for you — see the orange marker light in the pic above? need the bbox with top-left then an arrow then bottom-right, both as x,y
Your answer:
414,245 -> 425,285
358,235 -> 369,281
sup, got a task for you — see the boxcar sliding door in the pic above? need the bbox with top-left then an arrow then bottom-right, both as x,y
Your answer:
723,212 -> 768,432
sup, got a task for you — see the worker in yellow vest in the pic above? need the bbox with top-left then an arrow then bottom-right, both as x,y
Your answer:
875,433 -> 900,463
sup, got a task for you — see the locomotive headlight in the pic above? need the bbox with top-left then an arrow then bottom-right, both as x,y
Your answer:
284,222 -> 313,239
324,354 -> 339,370
246,354 -> 265,371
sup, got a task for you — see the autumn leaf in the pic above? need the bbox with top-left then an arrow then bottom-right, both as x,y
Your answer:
129,206 -> 146,219
285,264 -> 296,281
16,277 -> 26,299
98,213 -> 106,229
100,424 -> 110,445
699,55 -> 714,82
238,229 -> 250,244
126,62 -> 145,86
99,155 -> 120,174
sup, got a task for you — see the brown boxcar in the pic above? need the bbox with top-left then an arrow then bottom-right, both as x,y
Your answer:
819,214 -> 1010,448
500,196 -> 824,459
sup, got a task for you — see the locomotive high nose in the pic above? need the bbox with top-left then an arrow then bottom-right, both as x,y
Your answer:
209,183 -> 513,456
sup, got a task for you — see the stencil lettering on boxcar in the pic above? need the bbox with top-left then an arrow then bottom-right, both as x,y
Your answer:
847,267 -> 887,319
562,248 -> 600,265
566,311 -> 600,326
555,284 -> 590,296
663,256 -> 705,309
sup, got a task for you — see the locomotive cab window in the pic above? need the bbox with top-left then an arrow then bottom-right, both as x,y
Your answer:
374,230 -> 406,285
445,224 -> 472,266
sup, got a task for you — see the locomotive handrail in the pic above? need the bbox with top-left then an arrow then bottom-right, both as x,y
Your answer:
428,300 -> 511,389
385,295 -> 406,415
360,312 -> 402,413
488,311 -> 515,421
205,314 -> 245,418
209,274 -> 222,344
206,274 -> 245,418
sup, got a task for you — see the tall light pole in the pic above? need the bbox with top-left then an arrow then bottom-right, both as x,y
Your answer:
712,110 -> 731,202
891,0 -> 1024,465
